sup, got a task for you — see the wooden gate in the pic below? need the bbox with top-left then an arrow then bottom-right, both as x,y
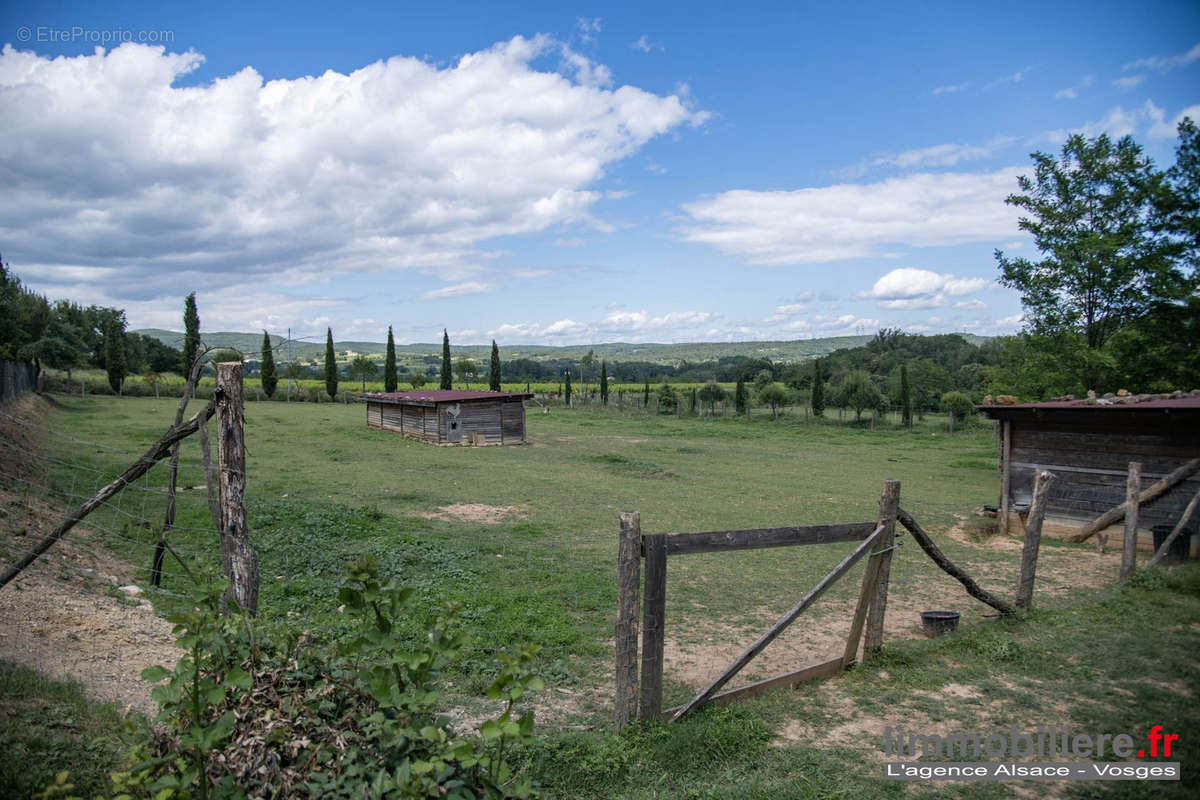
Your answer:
614,479 -> 901,729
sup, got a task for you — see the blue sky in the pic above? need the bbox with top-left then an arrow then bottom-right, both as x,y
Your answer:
2,1 -> 1198,346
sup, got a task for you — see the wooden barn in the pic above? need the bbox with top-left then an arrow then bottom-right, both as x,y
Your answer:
981,395 -> 1200,554
363,390 -> 533,445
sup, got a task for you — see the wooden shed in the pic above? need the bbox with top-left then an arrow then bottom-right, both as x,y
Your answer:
981,395 -> 1200,553
363,390 -> 533,445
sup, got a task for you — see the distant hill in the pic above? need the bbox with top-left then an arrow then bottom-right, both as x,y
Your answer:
133,328 -> 991,367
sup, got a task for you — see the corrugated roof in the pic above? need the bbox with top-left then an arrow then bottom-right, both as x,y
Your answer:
362,390 -> 533,403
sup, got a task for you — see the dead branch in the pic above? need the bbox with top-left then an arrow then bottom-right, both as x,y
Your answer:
1,397 -> 218,589
1067,458 -> 1200,543
1145,486 -> 1200,569
896,507 -> 1015,616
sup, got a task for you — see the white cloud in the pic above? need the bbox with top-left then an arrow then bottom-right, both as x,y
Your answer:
512,268 -> 554,278
856,267 -> 993,310
1123,41 -> 1200,72
632,35 -> 662,53
0,39 -> 703,322
987,65 -> 1035,88
487,309 -> 717,343
774,303 -> 808,315
421,281 -> 492,300
1055,87 -> 1078,100
873,136 -> 1014,169
678,168 -> 1023,265
1147,101 -> 1200,139
932,82 -> 969,95
1113,75 -> 1145,91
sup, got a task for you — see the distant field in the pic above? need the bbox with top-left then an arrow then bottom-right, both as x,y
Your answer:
16,393 -> 1200,798
39,395 -> 1001,699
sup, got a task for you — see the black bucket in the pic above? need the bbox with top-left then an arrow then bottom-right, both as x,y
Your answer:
920,611 -> 960,637
1151,525 -> 1194,565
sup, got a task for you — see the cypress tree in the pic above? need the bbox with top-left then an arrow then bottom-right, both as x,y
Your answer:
384,326 -> 398,392
440,329 -> 452,389
735,374 -> 747,413
564,370 -> 573,405
104,319 -> 126,394
900,363 -> 913,428
643,376 -> 650,405
811,358 -> 825,417
489,340 -> 501,391
260,330 -> 278,398
600,360 -> 608,405
182,292 -> 200,377
324,327 -> 338,399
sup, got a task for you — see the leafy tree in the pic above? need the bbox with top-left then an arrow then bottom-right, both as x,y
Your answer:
324,328 -> 338,399
260,331 -> 278,398
581,349 -> 596,394
900,363 -> 912,427
489,340 -> 502,391
600,360 -> 609,405
455,358 -> 477,389
834,370 -> 883,421
1154,117 -> 1200,268
655,383 -> 677,413
698,380 -> 725,414
753,369 -> 773,392
410,372 -> 427,389
143,369 -> 162,398
564,370 -> 573,405
21,307 -> 87,385
757,383 -> 789,420
995,131 -> 1193,388
810,359 -> 825,417
940,390 -> 975,418
735,374 -> 747,414
182,292 -> 200,377
350,355 -> 377,392
440,329 -> 452,389
104,319 -> 126,394
384,326 -> 398,392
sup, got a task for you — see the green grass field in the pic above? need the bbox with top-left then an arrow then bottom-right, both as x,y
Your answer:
7,393 -> 1198,798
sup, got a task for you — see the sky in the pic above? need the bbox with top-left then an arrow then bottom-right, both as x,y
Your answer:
1,1 -> 1198,347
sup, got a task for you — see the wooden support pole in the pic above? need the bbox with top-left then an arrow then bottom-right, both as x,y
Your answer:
216,363 -> 258,616
843,549 -> 885,667
1120,462 -> 1141,580
639,533 -> 667,720
998,420 -> 1012,535
863,479 -> 901,655
1146,486 -> 1200,569
896,508 -> 1014,616
615,511 -> 641,732
1016,470 -> 1055,610
671,523 -> 885,722
1067,458 -> 1200,542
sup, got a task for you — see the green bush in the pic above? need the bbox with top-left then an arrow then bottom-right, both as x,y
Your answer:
57,560 -> 542,799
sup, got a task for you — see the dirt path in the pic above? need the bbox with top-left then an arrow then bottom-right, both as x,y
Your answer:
0,396 -> 181,716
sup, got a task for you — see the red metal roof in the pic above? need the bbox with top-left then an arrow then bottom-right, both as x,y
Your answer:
361,390 -> 533,403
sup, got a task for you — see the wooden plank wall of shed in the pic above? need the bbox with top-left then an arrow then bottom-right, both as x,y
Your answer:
1005,418 -> 1200,547
501,399 -> 524,443
367,402 -> 382,428
458,400 -> 504,444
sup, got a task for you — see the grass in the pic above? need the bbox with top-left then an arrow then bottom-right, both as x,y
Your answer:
11,393 -> 1198,797
0,660 -> 137,798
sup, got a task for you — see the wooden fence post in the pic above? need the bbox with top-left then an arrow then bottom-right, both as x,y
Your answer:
998,420 -> 1012,535
640,533 -> 667,720
863,479 -> 900,654
216,362 -> 259,616
615,511 -> 641,731
1121,462 -> 1142,580
1016,469 -> 1054,610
